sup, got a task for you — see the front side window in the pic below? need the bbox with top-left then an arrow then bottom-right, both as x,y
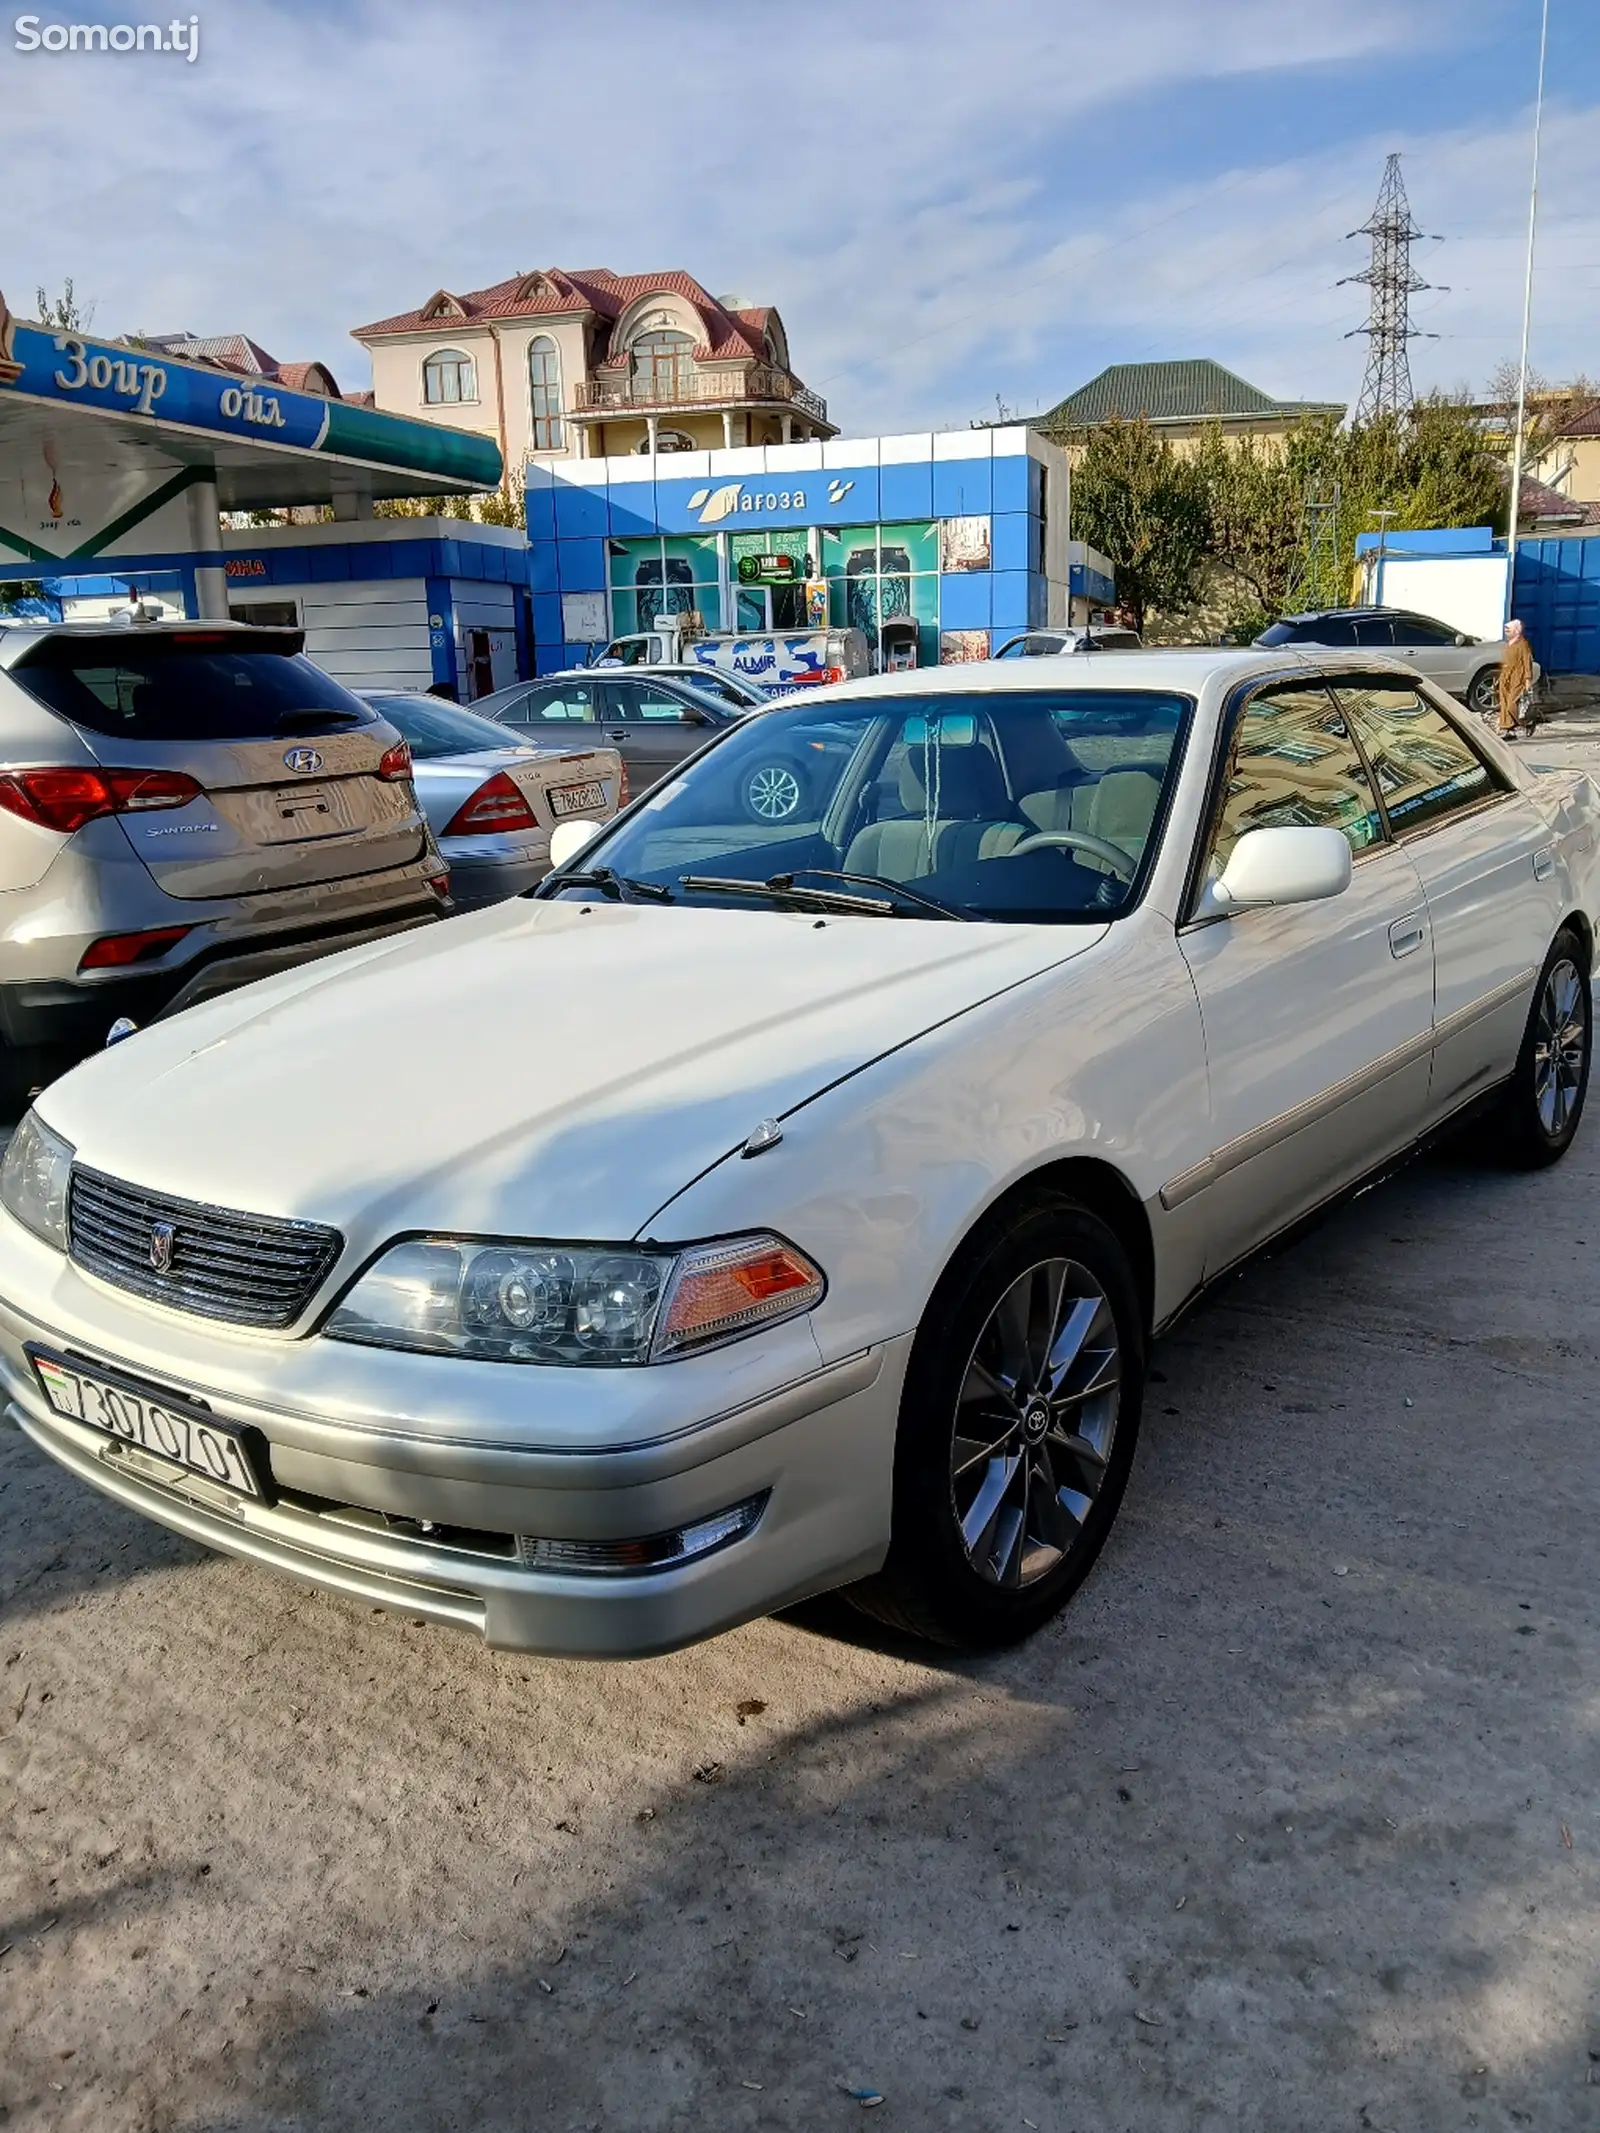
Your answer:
608,682 -> 701,723
423,348 -> 477,405
1387,614 -> 1455,647
1332,680 -> 1499,836
543,689 -> 1191,926
1205,684 -> 1384,880
528,335 -> 563,451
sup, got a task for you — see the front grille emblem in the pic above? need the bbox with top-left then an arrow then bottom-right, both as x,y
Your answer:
282,747 -> 323,774
148,1220 -> 175,1274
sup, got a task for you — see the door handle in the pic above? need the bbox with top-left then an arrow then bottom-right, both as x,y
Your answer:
1389,917 -> 1427,960
1533,846 -> 1555,881
607,729 -> 630,743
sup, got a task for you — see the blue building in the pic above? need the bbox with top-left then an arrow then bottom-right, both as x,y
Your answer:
525,427 -> 1111,672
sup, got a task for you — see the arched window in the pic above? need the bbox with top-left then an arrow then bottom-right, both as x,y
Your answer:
528,335 -> 563,451
630,329 -> 694,402
422,348 -> 476,405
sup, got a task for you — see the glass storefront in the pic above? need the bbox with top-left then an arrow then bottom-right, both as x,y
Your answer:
821,522 -> 940,666
607,534 -> 722,635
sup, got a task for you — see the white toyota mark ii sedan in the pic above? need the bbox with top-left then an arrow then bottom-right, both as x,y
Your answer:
2,650 -> 1595,1654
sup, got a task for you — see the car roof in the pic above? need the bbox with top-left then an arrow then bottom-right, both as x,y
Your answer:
1273,607 -> 1429,624
796,645 -> 1436,709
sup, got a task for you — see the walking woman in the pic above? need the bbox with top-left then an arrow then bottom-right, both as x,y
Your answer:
1498,618 -> 1536,739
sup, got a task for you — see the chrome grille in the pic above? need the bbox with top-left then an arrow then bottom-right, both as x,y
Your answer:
68,1166 -> 342,1328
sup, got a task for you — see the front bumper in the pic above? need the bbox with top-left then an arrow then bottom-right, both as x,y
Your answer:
0,1279 -> 907,1655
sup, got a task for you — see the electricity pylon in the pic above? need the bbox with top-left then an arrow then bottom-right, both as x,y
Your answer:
1339,153 -> 1444,422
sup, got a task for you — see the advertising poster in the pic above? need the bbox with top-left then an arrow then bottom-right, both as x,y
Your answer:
938,516 -> 992,573
939,629 -> 991,664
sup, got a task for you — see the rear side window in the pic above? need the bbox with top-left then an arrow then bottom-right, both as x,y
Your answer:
1332,680 -> 1500,834
11,633 -> 372,742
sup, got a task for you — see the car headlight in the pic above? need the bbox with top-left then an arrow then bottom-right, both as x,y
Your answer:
0,1110 -> 75,1250
325,1231 -> 824,1365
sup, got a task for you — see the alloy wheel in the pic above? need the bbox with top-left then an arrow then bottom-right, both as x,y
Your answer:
1533,956 -> 1587,1137
746,763 -> 803,821
950,1257 -> 1121,1589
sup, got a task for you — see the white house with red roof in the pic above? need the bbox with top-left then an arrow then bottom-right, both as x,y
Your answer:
350,268 -> 836,472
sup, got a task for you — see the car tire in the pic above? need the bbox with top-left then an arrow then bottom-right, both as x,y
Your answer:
1496,928 -> 1592,1168
1467,666 -> 1501,717
847,1194 -> 1145,1650
741,759 -> 807,824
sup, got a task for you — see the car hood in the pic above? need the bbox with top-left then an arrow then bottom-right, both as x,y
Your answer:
42,901 -> 1106,1250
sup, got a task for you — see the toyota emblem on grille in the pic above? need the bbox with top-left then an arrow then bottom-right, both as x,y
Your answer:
148,1220 -> 176,1274
282,746 -> 323,774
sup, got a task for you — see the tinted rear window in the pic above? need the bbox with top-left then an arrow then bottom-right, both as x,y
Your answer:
364,695 -> 513,760
11,633 -> 375,742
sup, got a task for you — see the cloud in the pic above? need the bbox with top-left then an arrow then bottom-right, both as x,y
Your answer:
0,0 -> 1590,435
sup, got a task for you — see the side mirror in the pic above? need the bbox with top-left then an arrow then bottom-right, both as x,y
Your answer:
549,818 -> 605,871
679,703 -> 715,725
1455,632 -> 1473,647
1197,827 -> 1352,918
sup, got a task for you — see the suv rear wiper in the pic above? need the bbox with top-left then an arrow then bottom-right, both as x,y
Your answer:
544,867 -> 675,904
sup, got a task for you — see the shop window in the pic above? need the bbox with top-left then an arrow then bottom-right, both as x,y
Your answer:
423,348 -> 477,405
821,523 -> 940,667
528,336 -> 563,451
607,534 -> 721,635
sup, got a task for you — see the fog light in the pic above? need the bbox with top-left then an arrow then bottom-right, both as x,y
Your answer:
514,1492 -> 768,1577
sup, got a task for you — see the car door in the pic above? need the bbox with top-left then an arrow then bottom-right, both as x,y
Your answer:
1386,613 -> 1473,696
1174,678 -> 1435,1275
1331,675 -> 1558,1119
600,678 -> 721,796
487,677 -> 605,754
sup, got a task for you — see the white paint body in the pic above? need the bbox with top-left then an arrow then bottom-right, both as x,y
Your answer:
3,649 -> 1596,1656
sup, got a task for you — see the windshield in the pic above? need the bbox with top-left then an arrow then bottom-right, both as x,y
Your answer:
364,694 -> 518,760
544,687 -> 1191,924
12,632 -> 375,742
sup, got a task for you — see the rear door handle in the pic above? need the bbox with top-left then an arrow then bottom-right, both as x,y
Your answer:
607,728 -> 630,743
1389,917 -> 1427,960
1533,845 -> 1555,881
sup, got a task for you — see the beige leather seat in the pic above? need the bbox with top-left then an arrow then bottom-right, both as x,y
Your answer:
845,744 -> 1027,882
1018,765 -> 1161,872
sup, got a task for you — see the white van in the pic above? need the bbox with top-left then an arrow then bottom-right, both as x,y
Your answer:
599,617 -> 870,696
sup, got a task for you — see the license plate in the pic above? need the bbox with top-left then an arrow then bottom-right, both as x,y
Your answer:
30,1349 -> 266,1499
549,779 -> 607,817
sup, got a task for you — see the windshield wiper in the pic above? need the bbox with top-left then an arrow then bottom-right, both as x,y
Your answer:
774,869 -> 982,921
546,867 -> 675,904
678,871 -> 968,920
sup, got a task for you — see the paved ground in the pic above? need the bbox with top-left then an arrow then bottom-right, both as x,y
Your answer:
2,1103 -> 1598,2131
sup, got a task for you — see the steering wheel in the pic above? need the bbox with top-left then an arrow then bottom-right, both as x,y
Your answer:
1004,828 -> 1139,881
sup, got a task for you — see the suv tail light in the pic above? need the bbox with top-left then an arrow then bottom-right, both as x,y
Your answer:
442,771 -> 537,836
377,741 -> 412,782
0,767 -> 202,836
79,925 -> 192,971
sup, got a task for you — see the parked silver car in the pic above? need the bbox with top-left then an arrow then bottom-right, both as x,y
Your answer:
995,627 -> 1144,657
360,694 -> 622,910
1256,609 -> 1508,714
0,619 -> 448,1097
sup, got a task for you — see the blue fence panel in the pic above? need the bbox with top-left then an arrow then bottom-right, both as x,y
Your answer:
1513,536 -> 1600,676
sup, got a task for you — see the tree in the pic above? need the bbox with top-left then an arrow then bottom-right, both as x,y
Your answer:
35,279 -> 94,332
1062,417 -> 1212,631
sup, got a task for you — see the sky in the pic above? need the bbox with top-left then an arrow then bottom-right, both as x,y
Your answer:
2,0 -> 1597,437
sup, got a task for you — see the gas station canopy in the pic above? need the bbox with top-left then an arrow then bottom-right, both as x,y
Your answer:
0,311 -> 502,572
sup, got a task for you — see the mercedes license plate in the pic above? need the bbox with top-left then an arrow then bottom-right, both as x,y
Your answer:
549,779 -> 607,817
30,1349 -> 266,1499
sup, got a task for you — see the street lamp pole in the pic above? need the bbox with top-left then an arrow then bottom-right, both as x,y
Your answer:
1505,0 -> 1551,617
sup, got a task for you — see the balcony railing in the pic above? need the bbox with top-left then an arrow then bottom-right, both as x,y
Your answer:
571,366 -> 828,425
